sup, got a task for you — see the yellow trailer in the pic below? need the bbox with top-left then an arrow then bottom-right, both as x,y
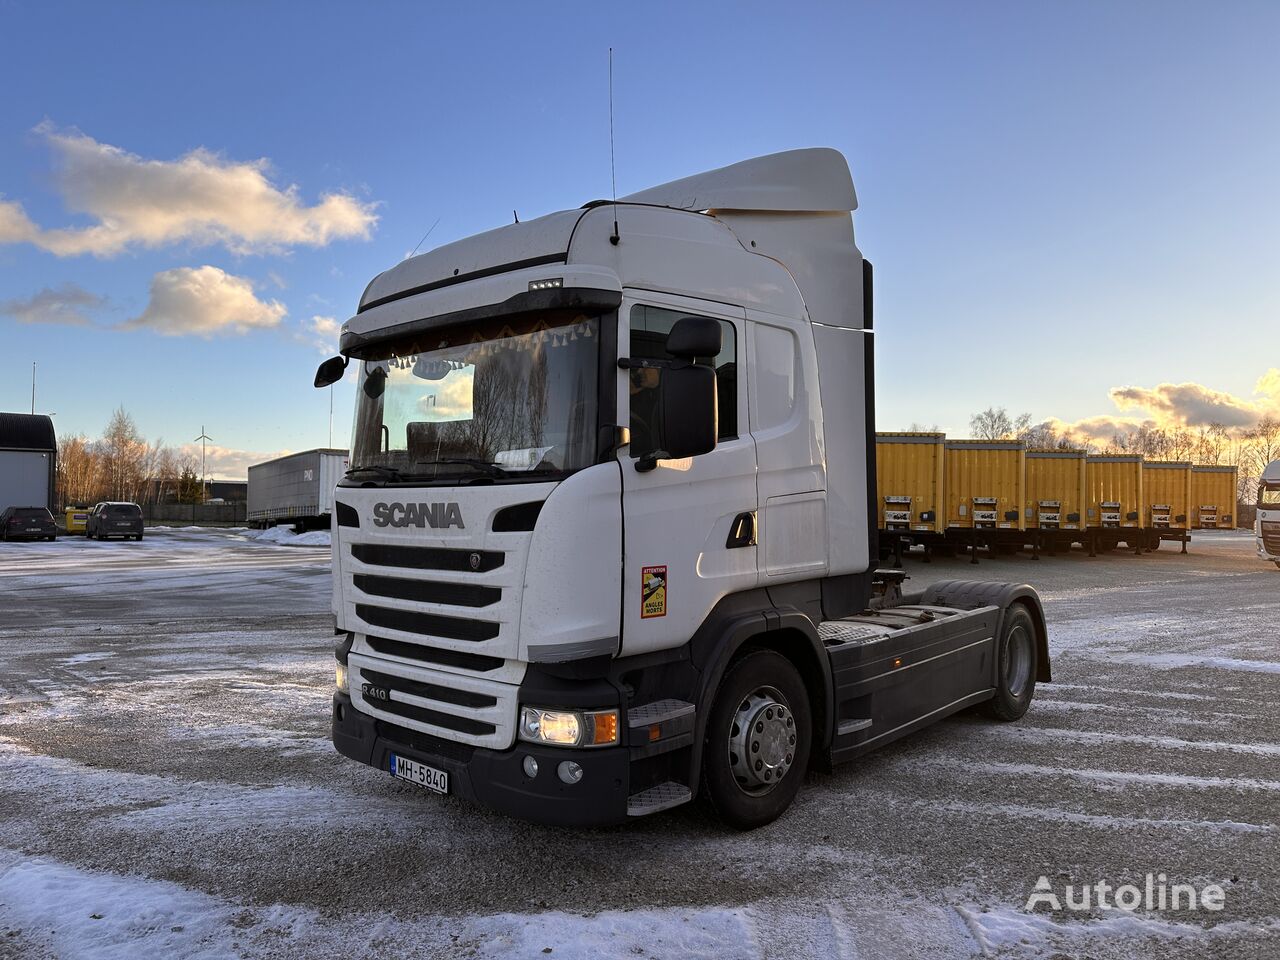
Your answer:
1024,450 -> 1088,545
944,441 -> 1025,532
1142,460 -> 1193,551
1191,465 -> 1238,529
1085,456 -> 1144,537
875,433 -> 945,534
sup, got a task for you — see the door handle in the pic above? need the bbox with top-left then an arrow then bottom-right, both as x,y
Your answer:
726,512 -> 756,549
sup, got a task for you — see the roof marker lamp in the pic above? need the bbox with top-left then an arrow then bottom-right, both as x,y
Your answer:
528,278 -> 563,292
519,706 -> 619,748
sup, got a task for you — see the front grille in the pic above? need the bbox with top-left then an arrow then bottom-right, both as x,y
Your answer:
350,653 -> 516,748
1264,523 -> 1280,555
354,573 -> 499,608
366,695 -> 495,737
361,668 -> 497,709
352,543 -> 504,572
365,634 -> 505,673
356,603 -> 499,642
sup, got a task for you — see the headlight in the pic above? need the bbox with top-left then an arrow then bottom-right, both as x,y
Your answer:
335,662 -> 349,694
519,706 -> 619,748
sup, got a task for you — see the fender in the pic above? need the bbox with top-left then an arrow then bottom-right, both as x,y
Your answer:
916,580 -> 1052,684
686,593 -> 835,787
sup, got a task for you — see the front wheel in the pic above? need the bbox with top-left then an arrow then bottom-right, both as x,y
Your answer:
701,650 -> 811,830
983,604 -> 1039,721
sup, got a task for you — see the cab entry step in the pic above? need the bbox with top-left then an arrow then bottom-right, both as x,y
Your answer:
627,781 -> 692,816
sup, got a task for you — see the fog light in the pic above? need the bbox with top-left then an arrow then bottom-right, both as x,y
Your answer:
335,662 -> 349,693
557,761 -> 583,785
522,755 -> 539,779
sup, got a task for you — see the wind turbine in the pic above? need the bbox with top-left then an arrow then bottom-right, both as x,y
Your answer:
194,426 -> 213,503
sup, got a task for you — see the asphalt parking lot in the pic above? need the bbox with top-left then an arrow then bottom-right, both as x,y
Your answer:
0,528 -> 1276,959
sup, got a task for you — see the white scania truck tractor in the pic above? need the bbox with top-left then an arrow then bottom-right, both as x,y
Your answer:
1258,460 -> 1280,567
316,149 -> 1051,828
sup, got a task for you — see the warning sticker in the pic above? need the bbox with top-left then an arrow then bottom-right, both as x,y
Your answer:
641,565 -> 667,619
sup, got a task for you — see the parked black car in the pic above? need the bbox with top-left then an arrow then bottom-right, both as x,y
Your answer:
1,506 -> 57,542
86,502 -> 145,541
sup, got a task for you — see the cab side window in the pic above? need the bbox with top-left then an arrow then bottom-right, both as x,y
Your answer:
628,304 -> 737,460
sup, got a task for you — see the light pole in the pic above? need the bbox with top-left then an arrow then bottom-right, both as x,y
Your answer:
31,362 -> 35,415
194,426 -> 212,503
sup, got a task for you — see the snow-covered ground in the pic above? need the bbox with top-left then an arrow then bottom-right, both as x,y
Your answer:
0,528 -> 1276,958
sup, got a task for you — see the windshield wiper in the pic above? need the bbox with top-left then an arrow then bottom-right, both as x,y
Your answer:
345,465 -> 406,481
414,458 -> 511,478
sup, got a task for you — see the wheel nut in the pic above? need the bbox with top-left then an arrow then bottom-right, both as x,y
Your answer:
755,759 -> 763,771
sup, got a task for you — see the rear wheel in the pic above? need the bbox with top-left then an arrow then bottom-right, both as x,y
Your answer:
701,650 -> 811,830
983,605 -> 1038,721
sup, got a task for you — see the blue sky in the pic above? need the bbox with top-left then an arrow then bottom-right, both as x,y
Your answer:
1,1 -> 1276,476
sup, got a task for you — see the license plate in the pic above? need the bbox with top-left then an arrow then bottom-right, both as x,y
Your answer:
26,528 -> 41,533
390,754 -> 449,794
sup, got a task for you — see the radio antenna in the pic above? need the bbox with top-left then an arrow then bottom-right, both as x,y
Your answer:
408,216 -> 441,259
609,47 -> 620,245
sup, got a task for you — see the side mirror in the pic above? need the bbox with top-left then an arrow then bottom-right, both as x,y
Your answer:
314,356 -> 348,388
667,316 -> 722,359
362,366 -> 388,399
648,363 -> 717,465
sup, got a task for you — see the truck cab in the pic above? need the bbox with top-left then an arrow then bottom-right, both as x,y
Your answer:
320,149 -> 1050,828
1258,460 -> 1280,566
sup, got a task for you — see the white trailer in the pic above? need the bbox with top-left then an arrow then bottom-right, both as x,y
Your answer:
1258,460 -> 1280,567
247,448 -> 348,529
313,149 -> 1051,828
0,413 -> 56,515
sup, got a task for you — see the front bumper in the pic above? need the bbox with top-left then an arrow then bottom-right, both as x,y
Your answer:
332,693 -> 632,826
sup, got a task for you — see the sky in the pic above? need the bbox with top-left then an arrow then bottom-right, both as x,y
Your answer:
1,1 -> 1277,477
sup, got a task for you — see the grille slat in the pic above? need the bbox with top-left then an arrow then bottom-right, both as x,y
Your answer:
352,543 -> 504,572
354,573 -> 500,608
356,603 -> 499,642
361,668 -> 497,709
367,695 -> 496,737
364,634 -> 505,672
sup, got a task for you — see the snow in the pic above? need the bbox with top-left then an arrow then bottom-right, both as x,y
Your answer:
0,856 -> 759,960
962,904 -> 1280,955
3,855 -> 1274,960
240,526 -> 331,547
1109,653 -> 1280,675
921,760 -> 1280,793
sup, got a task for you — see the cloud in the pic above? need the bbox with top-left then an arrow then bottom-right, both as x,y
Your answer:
299,314 -> 342,354
1109,380 -> 1267,429
1050,369 -> 1280,443
124,266 -> 286,337
2,124 -> 377,257
177,442 -> 294,481
0,283 -> 106,326
0,197 -> 40,244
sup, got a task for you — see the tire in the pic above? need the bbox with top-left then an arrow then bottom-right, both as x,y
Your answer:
700,650 -> 812,830
983,604 -> 1038,721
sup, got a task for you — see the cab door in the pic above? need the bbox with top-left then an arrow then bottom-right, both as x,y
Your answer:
618,294 -> 757,658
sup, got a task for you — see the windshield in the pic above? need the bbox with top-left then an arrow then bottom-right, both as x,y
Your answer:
349,310 -> 603,482
1261,484 -> 1280,508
